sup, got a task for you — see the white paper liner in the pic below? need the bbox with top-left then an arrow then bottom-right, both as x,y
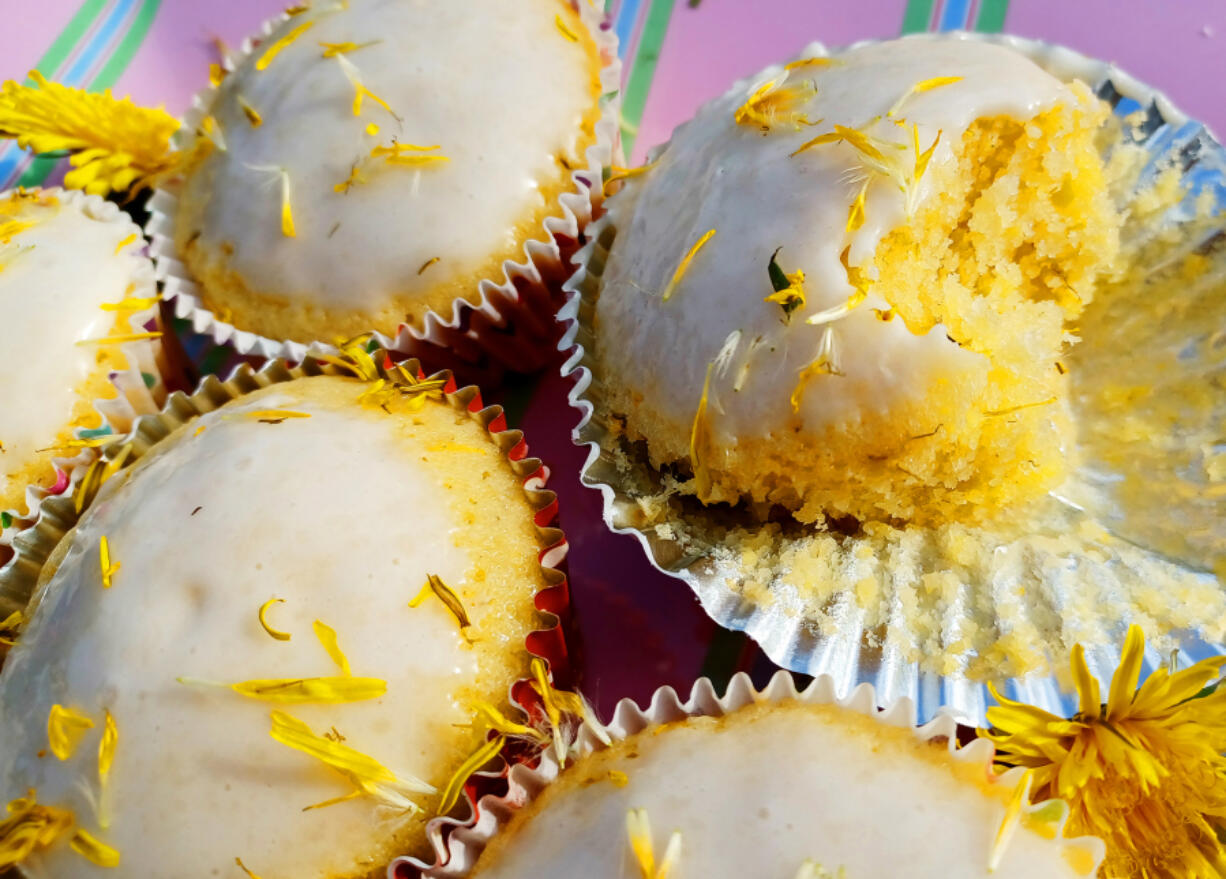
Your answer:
146,1 -> 621,376
0,187 -> 171,616
0,351 -> 575,872
399,669 -> 1104,877
560,32 -> 1226,725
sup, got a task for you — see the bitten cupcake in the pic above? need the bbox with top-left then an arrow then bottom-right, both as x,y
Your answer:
0,354 -> 568,877
0,187 -> 162,534
419,673 -> 1104,879
566,34 -> 1226,694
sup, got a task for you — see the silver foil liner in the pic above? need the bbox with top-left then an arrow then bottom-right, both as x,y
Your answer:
561,32 -> 1226,725
146,1 -> 621,375
405,670 -> 1104,877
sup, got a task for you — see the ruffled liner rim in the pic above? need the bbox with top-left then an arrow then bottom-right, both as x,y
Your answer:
405,669 -> 1106,877
146,0 -> 621,381
0,186 -> 170,613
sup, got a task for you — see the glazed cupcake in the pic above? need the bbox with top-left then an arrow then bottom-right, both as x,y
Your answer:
417,672 -> 1104,878
0,187 -> 164,547
565,34 -> 1226,710
0,353 -> 569,876
139,0 -> 618,368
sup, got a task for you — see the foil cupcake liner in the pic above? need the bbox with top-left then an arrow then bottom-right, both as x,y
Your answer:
0,351 -> 574,865
0,188 -> 171,611
146,1 -> 621,382
560,32 -> 1226,725
405,669 -> 1105,877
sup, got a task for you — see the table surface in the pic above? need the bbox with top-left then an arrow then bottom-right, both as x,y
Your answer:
5,0 -> 1224,716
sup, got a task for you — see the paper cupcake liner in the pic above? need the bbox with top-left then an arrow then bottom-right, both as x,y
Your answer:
0,188 -> 172,612
560,32 -> 1226,725
0,351 -> 574,864
146,1 -> 621,383
401,669 -> 1104,877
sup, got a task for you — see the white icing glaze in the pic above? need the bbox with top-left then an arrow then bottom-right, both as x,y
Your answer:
0,380 -> 486,878
472,704 -> 1090,879
0,191 -> 149,498
597,38 -> 1077,445
181,0 -> 598,312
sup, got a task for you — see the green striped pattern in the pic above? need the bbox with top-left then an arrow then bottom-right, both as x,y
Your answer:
620,0 -> 677,158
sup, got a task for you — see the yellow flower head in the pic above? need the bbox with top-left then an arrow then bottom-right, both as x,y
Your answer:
984,625 -> 1226,878
0,71 -> 181,196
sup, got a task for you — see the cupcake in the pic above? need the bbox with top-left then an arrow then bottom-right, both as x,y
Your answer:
417,672 -> 1104,878
0,353 -> 569,876
565,34 -> 1226,708
142,0 -> 617,368
0,187 -> 163,544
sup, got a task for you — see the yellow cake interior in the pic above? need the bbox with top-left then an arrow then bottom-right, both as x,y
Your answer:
698,93 -> 1122,527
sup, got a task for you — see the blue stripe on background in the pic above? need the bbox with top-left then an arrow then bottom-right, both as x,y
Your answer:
614,0 -> 644,60
60,0 -> 136,84
938,0 -> 972,30
0,0 -> 133,188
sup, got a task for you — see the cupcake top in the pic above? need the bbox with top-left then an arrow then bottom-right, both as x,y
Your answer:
467,699 -> 1101,879
594,37 -> 1119,524
174,0 -> 604,341
0,188 -> 154,514
0,373 -> 552,877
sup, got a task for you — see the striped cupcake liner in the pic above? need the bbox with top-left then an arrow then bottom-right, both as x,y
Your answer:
406,670 -> 1104,877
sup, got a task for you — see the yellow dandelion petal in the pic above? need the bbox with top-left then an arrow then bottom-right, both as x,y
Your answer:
230,676 -> 386,704
236,95 -> 262,127
0,71 -> 180,196
255,20 -> 315,71
98,709 -> 117,782
662,228 -> 715,302
226,408 -> 311,424
608,770 -> 629,787
888,75 -> 964,116
69,829 -> 119,868
1106,625 -> 1146,719
269,710 -> 435,810
437,734 -> 505,816
734,77 -> 816,131
301,789 -> 363,812
333,54 -> 394,118
47,704 -> 95,761
98,536 -> 120,590
657,830 -> 682,879
235,856 -> 263,878
783,56 -> 835,71
319,40 -> 378,59
988,770 -> 1032,871
312,620 -> 352,675
408,574 -> 471,630
257,598 -> 292,641
0,792 -> 75,870
99,294 -> 160,312
75,331 -> 163,346
555,13 -> 580,42
112,232 -> 137,255
689,359 -> 715,498
471,699 -> 544,740
603,160 -> 658,196
626,808 -> 656,879
846,180 -> 868,233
